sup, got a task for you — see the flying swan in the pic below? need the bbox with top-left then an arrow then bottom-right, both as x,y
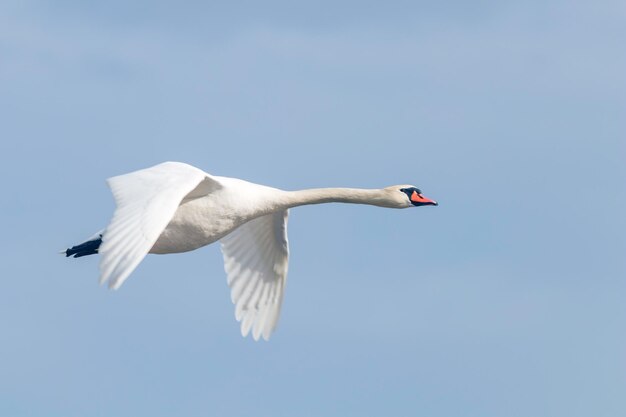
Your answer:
65,161 -> 438,340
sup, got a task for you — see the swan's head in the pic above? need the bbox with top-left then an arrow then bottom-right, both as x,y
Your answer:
388,186 -> 438,208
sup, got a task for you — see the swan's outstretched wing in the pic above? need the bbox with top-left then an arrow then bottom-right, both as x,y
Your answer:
220,211 -> 289,341
99,161 -> 222,290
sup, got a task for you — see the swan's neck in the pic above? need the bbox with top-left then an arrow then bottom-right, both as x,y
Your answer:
281,188 -> 394,209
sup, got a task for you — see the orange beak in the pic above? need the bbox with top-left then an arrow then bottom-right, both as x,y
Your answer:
411,190 -> 438,206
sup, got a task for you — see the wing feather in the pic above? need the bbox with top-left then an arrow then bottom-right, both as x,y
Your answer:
220,210 -> 289,341
99,161 -> 222,289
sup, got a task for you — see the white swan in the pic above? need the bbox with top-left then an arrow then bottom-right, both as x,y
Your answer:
66,161 -> 438,340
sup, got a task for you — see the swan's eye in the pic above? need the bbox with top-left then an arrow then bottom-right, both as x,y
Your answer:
400,187 -> 421,195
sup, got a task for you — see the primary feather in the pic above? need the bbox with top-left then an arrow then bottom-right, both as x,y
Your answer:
221,211 -> 289,341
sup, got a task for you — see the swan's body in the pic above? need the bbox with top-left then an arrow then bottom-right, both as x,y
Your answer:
66,162 -> 437,340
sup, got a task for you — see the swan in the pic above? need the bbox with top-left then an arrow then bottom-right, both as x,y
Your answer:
65,161 -> 437,340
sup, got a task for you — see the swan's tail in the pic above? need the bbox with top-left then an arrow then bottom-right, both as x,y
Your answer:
64,232 -> 103,258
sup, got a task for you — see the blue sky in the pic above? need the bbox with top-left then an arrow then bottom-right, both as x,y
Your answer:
1,1 -> 625,416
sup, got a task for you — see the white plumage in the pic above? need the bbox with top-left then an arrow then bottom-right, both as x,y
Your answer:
221,211 -> 289,341
67,161 -> 437,340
